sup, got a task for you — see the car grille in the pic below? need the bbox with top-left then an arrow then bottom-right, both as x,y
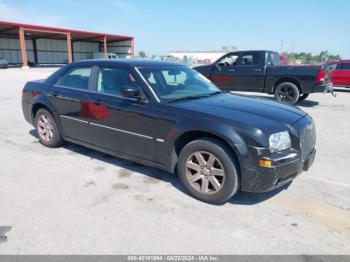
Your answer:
300,122 -> 316,162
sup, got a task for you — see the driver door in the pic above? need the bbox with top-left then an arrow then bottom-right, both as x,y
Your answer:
209,53 -> 240,91
86,65 -> 157,161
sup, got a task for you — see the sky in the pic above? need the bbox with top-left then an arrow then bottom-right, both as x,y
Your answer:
0,0 -> 349,57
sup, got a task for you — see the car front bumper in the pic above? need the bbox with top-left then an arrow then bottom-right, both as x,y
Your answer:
240,147 -> 316,193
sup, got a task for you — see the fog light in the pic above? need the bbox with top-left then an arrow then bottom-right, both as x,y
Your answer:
259,159 -> 272,167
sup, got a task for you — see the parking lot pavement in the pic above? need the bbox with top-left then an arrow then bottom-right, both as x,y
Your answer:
0,68 -> 349,254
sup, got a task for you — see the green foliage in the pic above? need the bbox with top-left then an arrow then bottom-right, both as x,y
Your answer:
138,51 -> 146,58
283,50 -> 341,64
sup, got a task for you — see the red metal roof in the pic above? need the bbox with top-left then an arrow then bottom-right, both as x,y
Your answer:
0,20 -> 133,42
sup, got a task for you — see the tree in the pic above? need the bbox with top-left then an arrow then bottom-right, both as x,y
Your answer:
283,50 -> 341,64
138,51 -> 146,58
328,54 -> 341,61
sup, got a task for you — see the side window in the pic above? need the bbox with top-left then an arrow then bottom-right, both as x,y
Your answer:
342,63 -> 350,70
59,67 -> 92,90
268,52 -> 281,66
217,54 -> 239,67
96,67 -> 138,96
237,53 -> 259,66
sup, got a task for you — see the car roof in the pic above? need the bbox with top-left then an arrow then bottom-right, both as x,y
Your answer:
72,59 -> 181,67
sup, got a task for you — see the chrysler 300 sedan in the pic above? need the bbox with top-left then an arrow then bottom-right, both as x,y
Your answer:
22,60 -> 316,204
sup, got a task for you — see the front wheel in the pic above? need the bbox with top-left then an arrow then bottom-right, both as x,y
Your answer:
274,82 -> 300,105
178,138 -> 239,204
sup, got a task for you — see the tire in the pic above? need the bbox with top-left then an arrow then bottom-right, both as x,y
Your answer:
298,93 -> 309,102
274,82 -> 300,105
178,138 -> 239,204
35,108 -> 63,148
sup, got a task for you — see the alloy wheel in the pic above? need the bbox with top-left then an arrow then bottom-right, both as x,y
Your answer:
37,113 -> 54,142
277,86 -> 297,102
185,151 -> 225,195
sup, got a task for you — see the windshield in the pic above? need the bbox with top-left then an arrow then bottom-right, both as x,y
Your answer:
139,66 -> 220,101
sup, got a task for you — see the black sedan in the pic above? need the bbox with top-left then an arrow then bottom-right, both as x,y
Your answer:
22,59 -> 316,204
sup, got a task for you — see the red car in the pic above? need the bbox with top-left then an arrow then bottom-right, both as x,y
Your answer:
327,60 -> 350,87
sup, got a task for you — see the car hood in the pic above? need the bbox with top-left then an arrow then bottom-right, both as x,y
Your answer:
171,93 -> 306,131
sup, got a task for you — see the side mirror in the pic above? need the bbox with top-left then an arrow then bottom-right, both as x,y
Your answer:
120,86 -> 140,98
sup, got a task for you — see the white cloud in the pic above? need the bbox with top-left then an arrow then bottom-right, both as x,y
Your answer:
113,0 -> 139,15
0,0 -> 66,26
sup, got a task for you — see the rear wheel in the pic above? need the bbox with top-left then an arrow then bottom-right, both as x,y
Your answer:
178,138 -> 239,204
35,108 -> 63,148
298,93 -> 309,101
274,82 -> 300,105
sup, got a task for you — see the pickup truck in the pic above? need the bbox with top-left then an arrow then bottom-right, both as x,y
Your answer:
326,60 -> 350,88
194,50 -> 334,104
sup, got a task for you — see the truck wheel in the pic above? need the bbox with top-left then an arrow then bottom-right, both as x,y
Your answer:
274,82 -> 300,104
178,138 -> 239,205
298,94 -> 309,101
35,108 -> 63,148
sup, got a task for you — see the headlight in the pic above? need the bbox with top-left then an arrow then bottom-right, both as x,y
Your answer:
269,131 -> 291,153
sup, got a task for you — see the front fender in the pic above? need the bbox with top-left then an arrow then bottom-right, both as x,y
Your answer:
166,117 -> 250,173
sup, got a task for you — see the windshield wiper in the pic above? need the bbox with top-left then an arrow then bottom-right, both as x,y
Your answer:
201,91 -> 223,97
167,95 -> 205,103
167,91 -> 223,103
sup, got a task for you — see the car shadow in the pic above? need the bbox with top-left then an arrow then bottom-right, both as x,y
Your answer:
29,129 -> 187,195
29,129 -> 288,205
228,182 -> 291,205
235,93 -> 320,108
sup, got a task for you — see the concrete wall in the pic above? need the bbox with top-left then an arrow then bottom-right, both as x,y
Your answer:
0,38 -> 34,64
73,41 -> 99,61
107,40 -> 132,58
0,37 -> 133,64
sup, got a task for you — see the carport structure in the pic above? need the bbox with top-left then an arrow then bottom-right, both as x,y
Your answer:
0,21 -> 134,66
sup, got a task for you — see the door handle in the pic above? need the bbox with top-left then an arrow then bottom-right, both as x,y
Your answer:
254,69 -> 262,72
228,69 -> 235,72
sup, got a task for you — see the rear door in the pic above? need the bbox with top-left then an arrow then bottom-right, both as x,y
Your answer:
51,66 -> 93,142
230,51 -> 266,91
86,65 -> 156,161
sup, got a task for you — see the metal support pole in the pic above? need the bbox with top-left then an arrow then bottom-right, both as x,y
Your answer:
104,36 -> 108,58
19,27 -> 28,67
66,33 -> 73,63
131,38 -> 135,57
